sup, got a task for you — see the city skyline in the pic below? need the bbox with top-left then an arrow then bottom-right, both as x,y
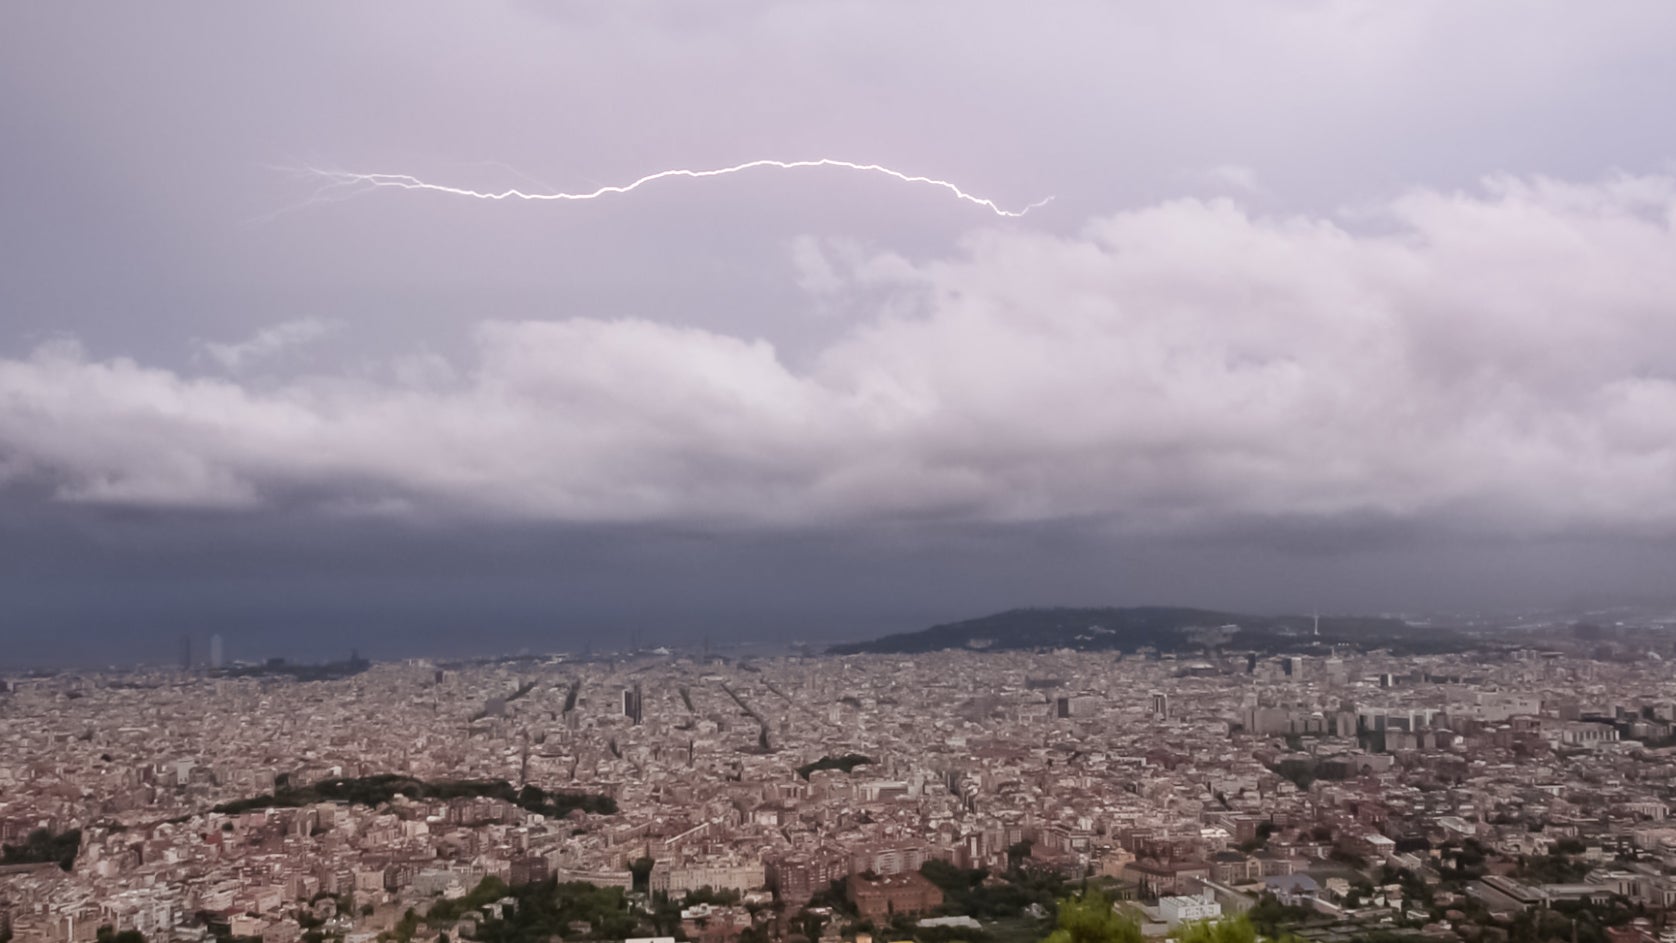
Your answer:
6,634 -> 1676,940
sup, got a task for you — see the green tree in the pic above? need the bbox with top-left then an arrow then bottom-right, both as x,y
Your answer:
1,827 -> 82,871
651,896 -> 685,936
1007,840 -> 1035,871
1171,915 -> 1257,943
807,877 -> 857,918
683,886 -> 743,907
1247,894 -> 1314,938
796,909 -> 829,941
382,907 -> 420,942
1042,890 -> 1141,943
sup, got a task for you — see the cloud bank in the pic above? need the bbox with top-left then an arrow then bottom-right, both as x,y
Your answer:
3,173 -> 1675,536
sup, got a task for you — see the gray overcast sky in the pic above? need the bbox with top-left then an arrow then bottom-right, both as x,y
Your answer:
4,2 -> 1676,664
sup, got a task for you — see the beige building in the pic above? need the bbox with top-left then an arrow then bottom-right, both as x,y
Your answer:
651,861 -> 766,896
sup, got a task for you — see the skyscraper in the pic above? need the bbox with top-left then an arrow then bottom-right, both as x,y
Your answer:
209,634 -> 225,669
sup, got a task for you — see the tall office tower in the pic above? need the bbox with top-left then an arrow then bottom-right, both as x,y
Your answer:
623,685 -> 644,725
209,634 -> 225,669
1150,692 -> 1169,717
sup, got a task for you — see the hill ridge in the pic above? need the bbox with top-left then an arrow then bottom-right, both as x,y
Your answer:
828,605 -> 1465,656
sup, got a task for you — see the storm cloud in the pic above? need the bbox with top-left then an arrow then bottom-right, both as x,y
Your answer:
6,174 -> 1676,537
5,2 -> 1676,658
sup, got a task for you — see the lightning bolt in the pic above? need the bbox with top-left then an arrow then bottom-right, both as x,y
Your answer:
294,159 -> 1052,218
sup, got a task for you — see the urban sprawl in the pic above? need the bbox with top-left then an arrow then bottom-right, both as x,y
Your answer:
5,638 -> 1676,943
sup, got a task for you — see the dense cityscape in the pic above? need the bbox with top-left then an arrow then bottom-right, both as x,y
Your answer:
6,5 -> 1676,943
6,616 -> 1676,943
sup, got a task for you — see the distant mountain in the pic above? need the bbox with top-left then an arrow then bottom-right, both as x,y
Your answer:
828,606 -> 1469,656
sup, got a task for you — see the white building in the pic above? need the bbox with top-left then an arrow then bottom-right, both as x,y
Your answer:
1159,893 -> 1222,927
649,861 -> 766,895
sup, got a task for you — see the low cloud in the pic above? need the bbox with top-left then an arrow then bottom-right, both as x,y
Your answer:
1195,164 -> 1265,196
4,173 -> 1676,537
198,318 -> 338,371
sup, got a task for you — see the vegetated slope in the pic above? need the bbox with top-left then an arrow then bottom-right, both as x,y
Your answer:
828,606 -> 1466,656
0,827 -> 81,871
212,775 -> 616,818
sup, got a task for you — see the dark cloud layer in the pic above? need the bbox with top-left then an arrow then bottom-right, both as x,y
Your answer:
6,498 -> 1672,667
3,2 -> 1676,663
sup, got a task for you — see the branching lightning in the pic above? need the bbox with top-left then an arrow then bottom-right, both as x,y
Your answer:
294,159 -> 1052,218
